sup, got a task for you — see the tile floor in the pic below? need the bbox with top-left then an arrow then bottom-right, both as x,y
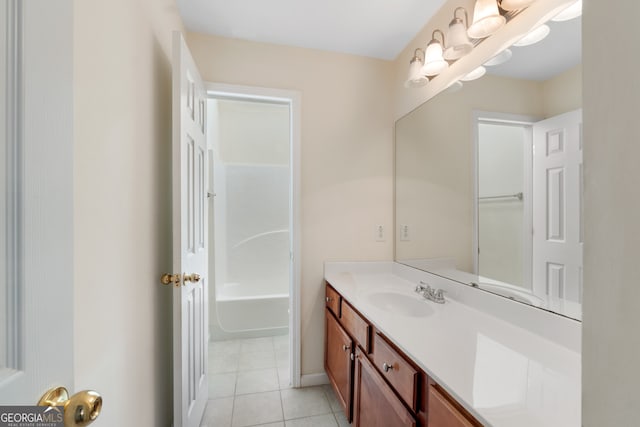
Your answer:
202,335 -> 351,427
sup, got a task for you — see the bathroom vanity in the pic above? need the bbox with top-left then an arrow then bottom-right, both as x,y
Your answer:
323,262 -> 580,427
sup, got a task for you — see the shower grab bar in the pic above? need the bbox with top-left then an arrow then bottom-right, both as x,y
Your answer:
478,192 -> 523,201
232,229 -> 290,249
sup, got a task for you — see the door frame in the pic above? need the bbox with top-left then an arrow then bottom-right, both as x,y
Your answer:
205,82 -> 302,388
471,111 -> 537,290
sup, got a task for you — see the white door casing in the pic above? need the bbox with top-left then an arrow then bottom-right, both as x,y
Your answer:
532,109 -> 583,304
205,83 -> 302,388
0,0 -> 74,402
172,32 -> 209,427
472,111 -> 535,289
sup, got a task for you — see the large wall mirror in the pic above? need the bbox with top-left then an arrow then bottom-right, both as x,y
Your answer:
395,12 -> 582,320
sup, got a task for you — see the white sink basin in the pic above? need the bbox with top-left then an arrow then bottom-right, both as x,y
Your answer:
366,292 -> 434,317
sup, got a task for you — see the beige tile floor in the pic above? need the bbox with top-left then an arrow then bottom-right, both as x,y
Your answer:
201,336 -> 351,427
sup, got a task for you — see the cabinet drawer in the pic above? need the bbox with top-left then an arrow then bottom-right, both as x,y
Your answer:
371,332 -> 418,411
325,284 -> 341,317
353,348 -> 416,427
341,301 -> 370,352
428,383 -> 481,427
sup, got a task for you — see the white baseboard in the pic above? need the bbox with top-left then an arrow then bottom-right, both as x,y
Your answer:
300,373 -> 329,387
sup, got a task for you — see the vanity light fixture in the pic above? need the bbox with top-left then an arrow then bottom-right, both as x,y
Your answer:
500,0 -> 536,11
551,0 -> 582,21
444,7 -> 474,61
467,0 -> 506,39
513,24 -> 550,46
461,65 -> 486,81
484,48 -> 512,66
421,30 -> 449,76
405,49 -> 429,88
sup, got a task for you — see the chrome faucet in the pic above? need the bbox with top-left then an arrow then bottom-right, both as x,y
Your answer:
415,281 -> 446,304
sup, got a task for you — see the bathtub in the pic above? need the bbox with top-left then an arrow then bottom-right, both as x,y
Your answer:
212,280 -> 289,337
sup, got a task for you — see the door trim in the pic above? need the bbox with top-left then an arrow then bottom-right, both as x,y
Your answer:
205,82 -> 302,387
471,111 -> 537,289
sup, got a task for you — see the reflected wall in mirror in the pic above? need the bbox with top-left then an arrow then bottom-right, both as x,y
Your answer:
395,15 -> 582,320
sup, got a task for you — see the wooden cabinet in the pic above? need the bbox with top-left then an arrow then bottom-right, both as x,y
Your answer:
428,383 -> 482,427
353,347 -> 416,427
341,300 -> 370,352
324,282 -> 483,427
325,309 -> 353,421
370,332 -> 418,411
325,285 -> 341,317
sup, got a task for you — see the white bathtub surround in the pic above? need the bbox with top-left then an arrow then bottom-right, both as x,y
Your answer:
324,261 -> 581,427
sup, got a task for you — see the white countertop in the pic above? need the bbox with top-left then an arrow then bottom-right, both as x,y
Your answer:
324,262 -> 581,427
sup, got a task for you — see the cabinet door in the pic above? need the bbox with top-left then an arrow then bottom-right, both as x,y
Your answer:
428,384 -> 481,427
353,348 -> 416,427
325,309 -> 353,421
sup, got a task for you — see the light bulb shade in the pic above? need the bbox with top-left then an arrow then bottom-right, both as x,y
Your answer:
422,40 -> 449,76
444,18 -> 473,60
484,48 -> 512,66
467,0 -> 506,39
500,0 -> 536,11
445,80 -> 464,93
461,66 -> 486,81
552,0 -> 582,21
513,24 -> 550,46
405,57 -> 428,88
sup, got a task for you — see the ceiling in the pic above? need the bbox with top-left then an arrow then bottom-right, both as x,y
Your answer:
486,17 -> 581,81
176,0 -> 581,80
176,0 -> 448,60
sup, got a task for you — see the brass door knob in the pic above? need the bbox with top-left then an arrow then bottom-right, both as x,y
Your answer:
38,386 -> 102,427
184,273 -> 201,283
161,273 -> 181,287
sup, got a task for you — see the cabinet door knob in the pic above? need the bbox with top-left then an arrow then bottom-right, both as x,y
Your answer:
382,362 -> 394,372
342,344 -> 351,352
326,297 -> 332,303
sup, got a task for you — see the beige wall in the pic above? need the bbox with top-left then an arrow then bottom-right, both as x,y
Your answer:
582,0 -> 640,425
73,0 -> 184,425
542,64 -> 582,117
187,32 -> 395,376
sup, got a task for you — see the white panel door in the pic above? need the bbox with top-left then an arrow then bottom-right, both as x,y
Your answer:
0,0 -> 74,403
532,109 -> 583,303
172,32 -> 209,427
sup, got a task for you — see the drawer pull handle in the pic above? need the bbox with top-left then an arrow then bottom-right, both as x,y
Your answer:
326,297 -> 332,303
382,362 -> 394,372
342,344 -> 351,352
